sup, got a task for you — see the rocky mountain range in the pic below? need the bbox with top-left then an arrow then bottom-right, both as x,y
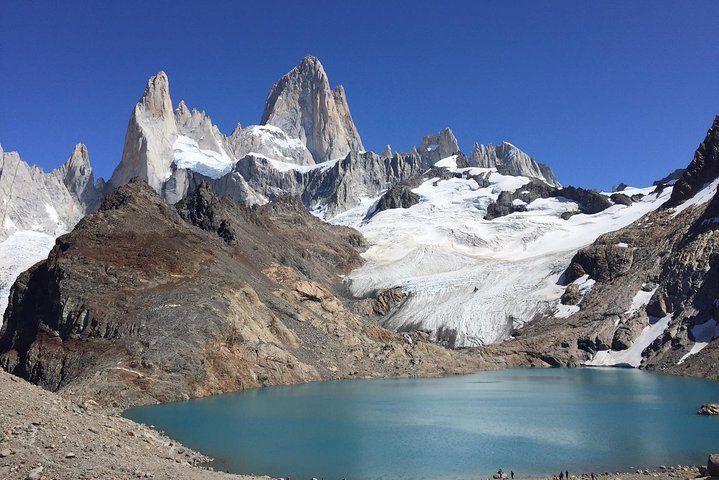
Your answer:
1,54 -> 718,408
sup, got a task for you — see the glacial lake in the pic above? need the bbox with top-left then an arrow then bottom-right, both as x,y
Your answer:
124,368 -> 719,480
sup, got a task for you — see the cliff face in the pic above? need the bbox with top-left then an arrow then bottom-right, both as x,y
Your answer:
109,72 -> 180,193
470,142 -> 560,187
0,144 -> 101,241
261,55 -> 364,163
0,180 -> 481,408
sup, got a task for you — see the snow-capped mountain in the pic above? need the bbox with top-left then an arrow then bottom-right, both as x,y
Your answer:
2,54 -> 716,376
0,143 -> 103,320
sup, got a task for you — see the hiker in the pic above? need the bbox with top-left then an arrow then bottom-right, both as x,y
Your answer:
510,471 -> 514,479
566,471 -> 569,480
560,472 -> 564,480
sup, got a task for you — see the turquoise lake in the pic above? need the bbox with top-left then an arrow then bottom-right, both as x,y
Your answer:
124,368 -> 719,480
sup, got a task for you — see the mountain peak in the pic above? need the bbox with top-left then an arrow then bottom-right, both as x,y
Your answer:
260,56 -> 363,163
418,128 -> 460,169
299,54 -> 322,68
53,143 -> 100,209
139,71 -> 173,117
109,71 -> 179,192
469,141 -> 560,187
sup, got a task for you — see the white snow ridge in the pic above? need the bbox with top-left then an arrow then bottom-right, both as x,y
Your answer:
173,135 -> 235,179
333,157 -> 672,347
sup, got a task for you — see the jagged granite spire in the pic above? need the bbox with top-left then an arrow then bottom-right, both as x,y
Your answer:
109,71 -> 179,192
470,141 -> 560,187
417,128 -> 460,170
260,55 -> 364,163
53,144 -> 100,209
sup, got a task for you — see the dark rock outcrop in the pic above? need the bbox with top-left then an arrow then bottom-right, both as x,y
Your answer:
708,454 -> 719,476
665,116 -> 719,207
371,181 -> 421,215
609,193 -> 633,206
418,128 -> 460,170
560,284 -> 581,305
485,191 -> 526,220
484,180 -> 619,221
0,180 -> 482,408
557,186 -> 613,214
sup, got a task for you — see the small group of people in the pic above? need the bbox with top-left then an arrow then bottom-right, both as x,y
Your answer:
494,468 -> 515,479
553,470 -> 570,480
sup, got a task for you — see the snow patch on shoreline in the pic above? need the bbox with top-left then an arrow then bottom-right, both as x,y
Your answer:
586,314 -> 672,367
678,319 -> 719,364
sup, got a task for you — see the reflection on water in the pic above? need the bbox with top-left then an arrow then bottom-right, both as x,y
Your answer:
125,368 -> 719,480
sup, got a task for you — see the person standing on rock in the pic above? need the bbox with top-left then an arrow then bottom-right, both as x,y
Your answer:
566,470 -> 569,480
510,471 -> 514,479
559,472 -> 564,480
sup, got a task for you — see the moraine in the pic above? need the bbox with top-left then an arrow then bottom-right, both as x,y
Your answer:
125,368 -> 719,480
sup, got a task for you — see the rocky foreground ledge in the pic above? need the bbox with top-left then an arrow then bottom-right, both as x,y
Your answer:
0,370 -> 252,480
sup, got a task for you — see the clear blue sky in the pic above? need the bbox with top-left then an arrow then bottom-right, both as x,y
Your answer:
1,1 -> 718,189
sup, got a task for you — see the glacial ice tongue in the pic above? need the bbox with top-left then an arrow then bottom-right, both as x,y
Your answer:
333,158 -> 672,347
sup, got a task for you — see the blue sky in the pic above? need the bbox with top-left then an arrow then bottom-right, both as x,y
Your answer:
1,1 -> 717,189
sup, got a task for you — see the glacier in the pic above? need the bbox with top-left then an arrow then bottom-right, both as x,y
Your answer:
333,156 -> 673,347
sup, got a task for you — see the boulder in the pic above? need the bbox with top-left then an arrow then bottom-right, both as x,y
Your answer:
561,284 -> 582,305
707,453 -> 719,476
610,193 -> 633,206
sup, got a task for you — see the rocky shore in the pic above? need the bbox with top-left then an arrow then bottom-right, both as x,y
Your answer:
2,368 -> 718,480
0,370 -> 248,480
524,468 -> 703,480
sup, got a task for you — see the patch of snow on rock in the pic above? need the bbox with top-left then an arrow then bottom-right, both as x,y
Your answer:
677,318 -> 719,364
173,135 -> 235,179
586,313 -> 672,367
626,286 -> 657,315
671,177 -> 719,217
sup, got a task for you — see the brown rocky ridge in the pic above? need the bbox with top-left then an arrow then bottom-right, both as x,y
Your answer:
0,179 -> 483,411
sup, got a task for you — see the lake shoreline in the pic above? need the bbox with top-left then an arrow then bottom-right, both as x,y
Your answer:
2,368 -> 715,480
125,368 -> 719,480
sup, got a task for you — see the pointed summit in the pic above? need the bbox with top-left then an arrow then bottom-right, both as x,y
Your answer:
139,71 -> 173,117
261,55 -> 364,163
109,71 -> 179,192
53,144 -> 100,209
418,128 -> 460,169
